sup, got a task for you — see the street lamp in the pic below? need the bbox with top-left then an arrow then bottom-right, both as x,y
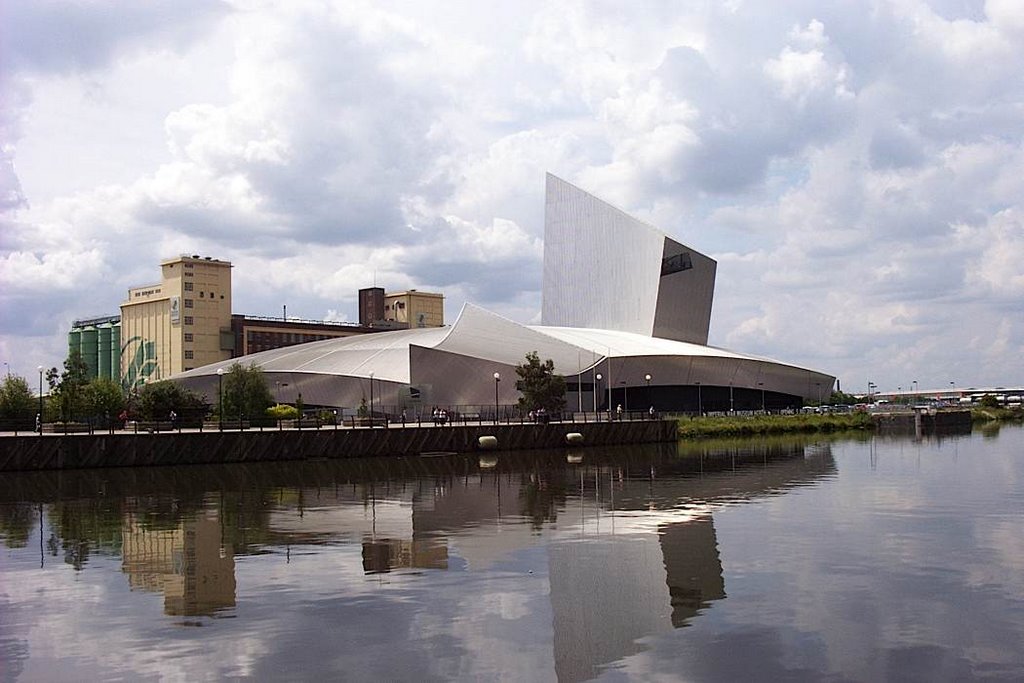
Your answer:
695,381 -> 702,415
621,380 -> 628,416
216,368 -> 225,431
729,382 -> 734,413
594,373 -> 602,413
37,365 -> 44,434
758,382 -> 765,412
493,372 -> 501,425
644,373 -> 651,410
815,382 -> 821,405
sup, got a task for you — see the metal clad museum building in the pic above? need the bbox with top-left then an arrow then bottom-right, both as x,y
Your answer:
174,175 -> 835,414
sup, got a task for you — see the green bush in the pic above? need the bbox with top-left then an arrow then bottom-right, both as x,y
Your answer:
677,412 -> 874,439
266,404 -> 299,420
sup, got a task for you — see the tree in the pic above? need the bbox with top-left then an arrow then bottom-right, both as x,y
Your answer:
221,362 -> 273,419
84,377 -> 125,423
979,394 -> 1000,409
515,351 -> 566,414
46,351 -> 90,422
0,375 -> 36,426
135,381 -> 207,422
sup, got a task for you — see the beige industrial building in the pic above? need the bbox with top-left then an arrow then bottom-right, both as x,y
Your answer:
119,255 -> 234,389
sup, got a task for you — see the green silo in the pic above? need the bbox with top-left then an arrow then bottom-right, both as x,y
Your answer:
98,324 -> 112,380
80,326 -> 99,380
110,323 -> 121,383
68,329 -> 82,357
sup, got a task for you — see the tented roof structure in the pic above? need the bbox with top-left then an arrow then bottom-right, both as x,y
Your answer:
175,303 -> 834,412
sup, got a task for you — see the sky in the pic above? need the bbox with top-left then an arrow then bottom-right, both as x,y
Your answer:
1,0 -> 1023,395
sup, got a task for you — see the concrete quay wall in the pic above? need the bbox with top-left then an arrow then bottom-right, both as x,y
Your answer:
0,420 -> 677,472
872,409 -> 972,434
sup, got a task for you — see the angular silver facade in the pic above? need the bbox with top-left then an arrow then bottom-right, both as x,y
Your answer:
542,174 -> 716,345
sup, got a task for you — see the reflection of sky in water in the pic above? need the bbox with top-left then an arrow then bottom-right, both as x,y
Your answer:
0,429 -> 1022,681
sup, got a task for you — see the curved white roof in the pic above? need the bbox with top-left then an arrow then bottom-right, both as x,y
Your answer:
174,303 -> 833,408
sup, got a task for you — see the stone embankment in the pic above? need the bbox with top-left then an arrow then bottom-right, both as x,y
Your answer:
0,420 -> 676,472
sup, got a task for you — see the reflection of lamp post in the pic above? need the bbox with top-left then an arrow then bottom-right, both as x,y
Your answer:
594,373 -> 602,413
369,372 -> 375,429
696,381 -> 702,415
37,365 -> 44,434
758,382 -> 765,412
493,372 -> 500,425
216,368 -> 224,431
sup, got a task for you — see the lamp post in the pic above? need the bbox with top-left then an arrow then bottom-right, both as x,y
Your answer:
815,381 -> 821,405
695,381 -> 702,415
594,373 -> 602,413
369,372 -> 375,428
37,365 -> 44,434
758,382 -> 765,412
493,372 -> 500,425
621,380 -> 628,416
912,380 -> 918,399
644,374 -> 651,411
216,368 -> 224,431
729,382 -> 734,413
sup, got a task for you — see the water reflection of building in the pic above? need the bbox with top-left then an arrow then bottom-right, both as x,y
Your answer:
121,511 -> 235,616
246,441 -> 833,679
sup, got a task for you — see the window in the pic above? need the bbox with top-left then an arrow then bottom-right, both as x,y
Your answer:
184,299 -> 194,308
183,282 -> 193,291
184,350 -> 194,360
199,291 -> 204,298
184,316 -> 193,325
184,333 -> 193,342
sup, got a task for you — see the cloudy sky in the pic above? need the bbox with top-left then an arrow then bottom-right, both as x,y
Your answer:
2,0 -> 1022,394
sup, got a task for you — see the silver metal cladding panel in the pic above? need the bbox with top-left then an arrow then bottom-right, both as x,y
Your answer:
653,237 -> 716,345
542,174 -> 716,344
542,174 -> 663,335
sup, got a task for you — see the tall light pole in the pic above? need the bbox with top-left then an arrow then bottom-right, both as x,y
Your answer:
216,368 -> 224,431
37,365 -> 44,434
696,381 -> 702,415
369,372 -> 375,428
594,373 -> 602,413
644,374 -> 651,411
621,380 -> 628,415
912,380 -> 918,399
493,372 -> 500,425
758,382 -> 765,412
729,382 -> 734,412
815,382 -> 821,405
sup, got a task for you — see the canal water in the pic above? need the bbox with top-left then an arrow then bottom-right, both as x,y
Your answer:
1,426 -> 1022,681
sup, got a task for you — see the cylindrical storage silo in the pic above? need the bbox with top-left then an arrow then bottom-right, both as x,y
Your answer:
98,324 -> 112,380
110,324 -> 121,384
80,326 -> 99,379
68,329 -> 82,357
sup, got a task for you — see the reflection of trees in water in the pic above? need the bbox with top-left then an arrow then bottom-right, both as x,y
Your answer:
0,437 -> 837,562
0,502 -> 34,548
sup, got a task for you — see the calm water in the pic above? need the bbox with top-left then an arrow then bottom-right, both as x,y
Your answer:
1,427 -> 1023,682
